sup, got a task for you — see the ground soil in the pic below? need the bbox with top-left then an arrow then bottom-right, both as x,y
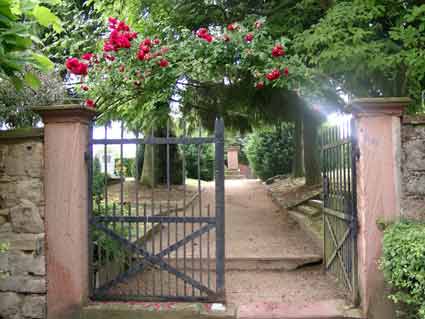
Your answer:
99,179 -> 347,307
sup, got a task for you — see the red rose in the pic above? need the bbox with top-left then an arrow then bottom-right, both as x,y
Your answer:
65,58 -> 79,70
77,63 -> 88,75
266,69 -> 281,81
227,24 -> 236,31
255,81 -> 265,89
143,38 -> 152,47
140,45 -> 150,53
103,42 -> 116,52
284,67 -> 289,77
129,32 -> 138,40
153,38 -> 161,45
203,34 -> 213,43
196,28 -> 208,37
158,59 -> 169,68
116,21 -> 129,32
245,33 -> 254,42
144,53 -> 152,60
272,44 -> 285,57
81,85 -> 89,91
81,53 -> 93,60
85,99 -> 95,108
104,54 -> 116,61
108,17 -> 118,25
137,51 -> 145,61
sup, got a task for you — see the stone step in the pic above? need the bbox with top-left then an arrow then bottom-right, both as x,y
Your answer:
288,210 -> 323,252
162,256 -> 322,272
295,205 -> 321,218
237,299 -> 364,319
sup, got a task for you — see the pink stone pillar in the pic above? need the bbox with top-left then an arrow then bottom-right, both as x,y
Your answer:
227,146 -> 240,170
34,105 -> 96,319
352,98 -> 410,318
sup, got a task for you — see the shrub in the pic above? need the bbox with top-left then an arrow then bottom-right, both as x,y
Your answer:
244,124 -> 295,180
181,144 -> 214,181
381,221 -> 425,319
114,158 -> 136,177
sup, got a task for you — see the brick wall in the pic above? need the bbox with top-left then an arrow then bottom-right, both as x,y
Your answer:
0,129 -> 46,319
401,116 -> 425,220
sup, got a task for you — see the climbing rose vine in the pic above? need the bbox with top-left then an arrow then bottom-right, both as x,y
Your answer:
65,17 -> 291,110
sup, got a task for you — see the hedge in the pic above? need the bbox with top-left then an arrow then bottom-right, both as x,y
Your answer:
381,221 -> 425,319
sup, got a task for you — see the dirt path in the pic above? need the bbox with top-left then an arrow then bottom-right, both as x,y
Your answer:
224,179 -> 320,258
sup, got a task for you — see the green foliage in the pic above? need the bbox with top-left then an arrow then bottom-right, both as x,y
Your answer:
114,158 -> 136,178
0,241 -> 9,278
0,70 -> 64,128
381,221 -> 425,319
0,0 -> 61,89
244,124 -> 295,180
297,1 -> 425,112
181,143 -> 214,181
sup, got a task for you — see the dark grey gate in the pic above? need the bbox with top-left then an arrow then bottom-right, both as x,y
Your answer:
320,117 -> 359,304
87,118 -> 225,302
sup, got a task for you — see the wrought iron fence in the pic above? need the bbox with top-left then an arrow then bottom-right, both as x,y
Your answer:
87,118 -> 225,302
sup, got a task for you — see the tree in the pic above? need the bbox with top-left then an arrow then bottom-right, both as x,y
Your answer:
0,0 -> 61,89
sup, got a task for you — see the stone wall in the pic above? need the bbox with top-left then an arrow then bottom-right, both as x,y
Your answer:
0,129 -> 46,319
401,115 -> 425,220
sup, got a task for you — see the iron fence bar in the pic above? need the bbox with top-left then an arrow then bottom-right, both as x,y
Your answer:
182,120 -> 187,296
104,124 -> 108,217
215,118 -> 225,299
92,137 -> 215,145
166,119 -> 171,296
198,124 -> 203,293
350,118 -> 360,306
93,222 -> 216,295
191,201 -> 195,296
93,215 -> 217,224
151,125 -> 156,296
93,294 -> 217,302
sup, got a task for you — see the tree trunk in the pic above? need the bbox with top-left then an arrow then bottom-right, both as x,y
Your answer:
141,143 -> 155,187
303,111 -> 321,186
292,116 -> 305,177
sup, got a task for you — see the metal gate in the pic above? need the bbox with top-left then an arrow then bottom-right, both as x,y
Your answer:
320,117 -> 359,304
87,118 -> 225,302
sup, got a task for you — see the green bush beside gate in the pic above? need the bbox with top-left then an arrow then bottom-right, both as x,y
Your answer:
381,221 -> 425,319
244,124 -> 295,181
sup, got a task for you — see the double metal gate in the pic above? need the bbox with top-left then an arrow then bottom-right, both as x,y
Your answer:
320,117 -> 359,304
87,118 -> 225,302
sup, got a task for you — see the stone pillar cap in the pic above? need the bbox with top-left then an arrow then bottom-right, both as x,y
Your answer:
32,103 -> 97,124
227,145 -> 240,151
349,97 -> 411,116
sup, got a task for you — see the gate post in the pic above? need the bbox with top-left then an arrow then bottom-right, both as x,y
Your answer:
33,105 -> 96,319
351,98 -> 410,318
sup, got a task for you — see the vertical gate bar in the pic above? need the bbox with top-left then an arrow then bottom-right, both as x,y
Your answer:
87,120 -> 94,296
191,201 -> 195,296
197,124 -> 203,291
320,126 -> 326,270
350,118 -> 359,305
104,125 -> 108,215
207,203 -> 211,290
143,202 -> 147,296
175,201 -> 179,295
128,202 -> 132,295
182,120 -> 187,296
159,203 -> 163,296
119,123 -> 125,287
135,132 -> 140,295
215,118 -> 225,298
151,126 -> 156,296
166,120 -> 171,296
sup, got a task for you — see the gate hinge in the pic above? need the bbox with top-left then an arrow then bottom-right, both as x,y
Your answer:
355,146 -> 361,161
84,151 -> 90,162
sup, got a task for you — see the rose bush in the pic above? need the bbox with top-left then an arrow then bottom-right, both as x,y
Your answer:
64,16 -> 293,116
